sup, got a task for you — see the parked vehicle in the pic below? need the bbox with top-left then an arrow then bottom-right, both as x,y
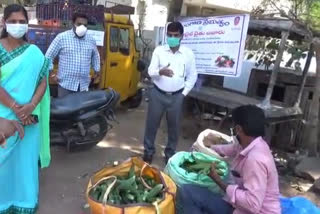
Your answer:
28,2 -> 145,108
50,89 -> 119,152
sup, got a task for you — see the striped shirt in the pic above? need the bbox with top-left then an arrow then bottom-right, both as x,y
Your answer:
45,30 -> 100,91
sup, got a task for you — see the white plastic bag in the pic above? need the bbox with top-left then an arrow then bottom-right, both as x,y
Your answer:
191,129 -> 232,159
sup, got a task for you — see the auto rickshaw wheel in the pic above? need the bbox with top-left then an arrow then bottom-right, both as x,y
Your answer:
121,88 -> 143,109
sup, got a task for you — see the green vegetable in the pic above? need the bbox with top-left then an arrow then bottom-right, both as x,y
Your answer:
128,164 -> 135,178
146,184 -> 163,199
181,156 -> 226,177
89,164 -> 164,205
127,193 -> 135,201
117,176 -> 136,190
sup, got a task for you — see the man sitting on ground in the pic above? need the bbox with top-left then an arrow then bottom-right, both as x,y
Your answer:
179,105 -> 281,214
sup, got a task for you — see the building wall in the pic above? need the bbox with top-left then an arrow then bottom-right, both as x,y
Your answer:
180,0 -> 292,16
97,0 -> 169,32
132,0 -> 170,59
181,0 -> 263,16
1,0 -> 19,4
98,0 -> 171,59
205,0 -> 262,12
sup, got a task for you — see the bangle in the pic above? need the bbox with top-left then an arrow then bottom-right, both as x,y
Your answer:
10,101 -> 16,109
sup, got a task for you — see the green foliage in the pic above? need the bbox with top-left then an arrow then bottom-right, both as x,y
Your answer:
249,0 -> 319,69
309,1 -> 320,31
245,35 -> 309,70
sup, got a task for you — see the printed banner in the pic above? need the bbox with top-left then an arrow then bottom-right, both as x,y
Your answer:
169,15 -> 250,76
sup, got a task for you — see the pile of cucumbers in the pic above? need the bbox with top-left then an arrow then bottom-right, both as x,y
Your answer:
89,165 -> 164,205
180,154 -> 225,176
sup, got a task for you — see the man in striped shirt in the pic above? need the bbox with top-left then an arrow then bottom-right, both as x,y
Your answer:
46,12 -> 100,97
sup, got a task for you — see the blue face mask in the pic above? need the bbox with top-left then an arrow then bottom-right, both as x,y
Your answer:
167,37 -> 181,47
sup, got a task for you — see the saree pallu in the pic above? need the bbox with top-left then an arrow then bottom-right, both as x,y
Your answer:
0,44 -> 51,214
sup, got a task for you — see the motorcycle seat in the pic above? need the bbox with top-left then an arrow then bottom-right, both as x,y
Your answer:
51,90 -> 113,119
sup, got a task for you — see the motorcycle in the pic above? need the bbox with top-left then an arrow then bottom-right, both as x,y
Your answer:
50,89 -> 119,152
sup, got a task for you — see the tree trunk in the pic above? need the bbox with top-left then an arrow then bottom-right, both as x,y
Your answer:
306,40 -> 320,156
260,31 -> 289,108
294,43 -> 314,107
285,57 -> 294,68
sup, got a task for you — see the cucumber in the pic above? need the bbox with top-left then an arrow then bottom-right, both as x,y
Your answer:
117,176 -> 136,190
127,193 -> 135,201
91,167 -> 165,205
146,184 -> 163,199
128,164 -> 135,178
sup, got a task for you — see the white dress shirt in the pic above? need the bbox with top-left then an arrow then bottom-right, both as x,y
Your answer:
148,44 -> 198,96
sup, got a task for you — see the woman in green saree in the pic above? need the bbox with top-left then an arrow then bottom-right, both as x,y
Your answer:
0,4 -> 51,214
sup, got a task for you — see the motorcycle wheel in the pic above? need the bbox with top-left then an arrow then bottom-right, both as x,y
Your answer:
65,114 -> 109,152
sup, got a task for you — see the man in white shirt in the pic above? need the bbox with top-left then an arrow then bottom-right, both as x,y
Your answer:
143,22 -> 198,163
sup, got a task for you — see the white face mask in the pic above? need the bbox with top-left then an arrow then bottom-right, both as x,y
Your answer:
231,135 -> 240,145
6,23 -> 28,39
75,25 -> 87,37
230,127 -> 240,145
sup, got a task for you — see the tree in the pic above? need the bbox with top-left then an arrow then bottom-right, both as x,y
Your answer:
245,36 -> 308,71
136,0 -> 152,60
257,0 -> 320,156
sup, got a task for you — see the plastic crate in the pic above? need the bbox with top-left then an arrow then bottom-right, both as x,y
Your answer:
48,32 -> 59,42
74,4 -> 104,24
36,3 -> 104,24
60,20 -> 72,28
27,26 -> 67,54
27,29 -> 47,44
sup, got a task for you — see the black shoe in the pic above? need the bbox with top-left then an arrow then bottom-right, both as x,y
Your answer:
143,154 -> 153,164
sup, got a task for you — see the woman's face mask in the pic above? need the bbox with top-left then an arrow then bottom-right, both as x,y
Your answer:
6,23 -> 28,39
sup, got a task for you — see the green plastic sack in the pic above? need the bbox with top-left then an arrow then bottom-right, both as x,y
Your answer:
164,151 -> 229,193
